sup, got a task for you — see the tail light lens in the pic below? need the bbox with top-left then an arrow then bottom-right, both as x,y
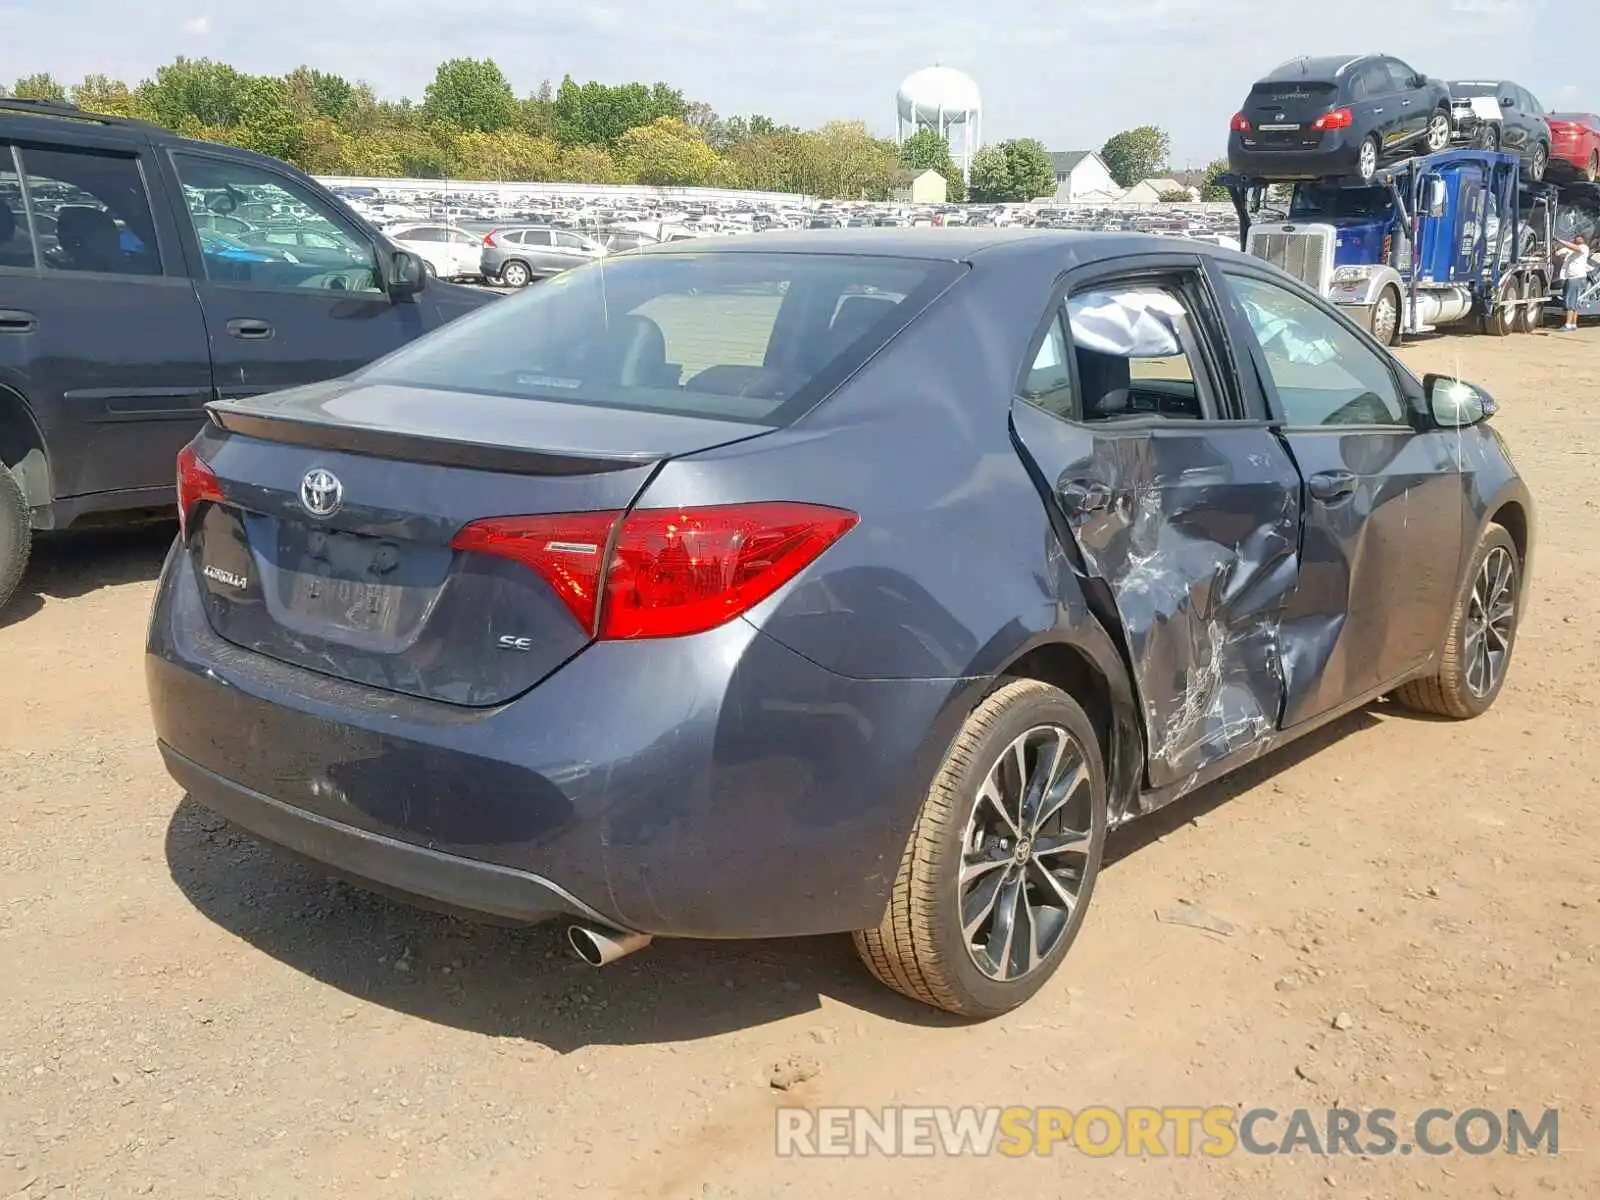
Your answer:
484,229 -> 500,246
176,445 -> 222,541
1230,112 -> 1251,133
451,502 -> 859,640
1313,108 -> 1354,131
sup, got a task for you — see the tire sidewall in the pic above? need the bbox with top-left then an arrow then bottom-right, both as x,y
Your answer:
502,262 -> 531,287
0,463 -> 30,613
921,684 -> 1109,1016
1448,525 -> 1521,716
1358,136 -> 1380,182
1426,110 -> 1451,153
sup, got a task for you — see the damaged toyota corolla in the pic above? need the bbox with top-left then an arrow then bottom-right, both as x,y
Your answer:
146,230 -> 1533,1018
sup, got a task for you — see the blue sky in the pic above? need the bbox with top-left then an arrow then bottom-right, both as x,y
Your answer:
0,0 -> 1582,163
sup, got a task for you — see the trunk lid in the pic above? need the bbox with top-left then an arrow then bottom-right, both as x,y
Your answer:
1246,81 -> 1340,149
187,379 -> 770,706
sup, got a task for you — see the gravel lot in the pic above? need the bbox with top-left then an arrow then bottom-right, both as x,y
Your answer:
2,329 -> 1597,1199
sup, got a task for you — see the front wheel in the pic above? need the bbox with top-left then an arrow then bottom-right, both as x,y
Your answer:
1474,124 -> 1500,152
1425,109 -> 1452,154
853,679 -> 1108,1018
1588,150 -> 1599,183
1372,285 -> 1402,346
421,259 -> 437,278
1529,143 -> 1548,182
1393,524 -> 1521,719
0,462 -> 31,614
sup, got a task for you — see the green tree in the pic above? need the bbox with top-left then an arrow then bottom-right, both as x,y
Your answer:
11,73 -> 67,102
552,77 -> 687,146
454,129 -> 561,181
1157,189 -> 1192,203
554,144 -> 623,184
516,80 -> 558,140
898,129 -> 966,202
234,75 -> 305,164
968,139 -> 1054,202
136,58 -> 248,128
618,117 -> 720,186
1200,157 -> 1231,202
71,75 -> 136,117
1099,125 -> 1171,188
423,58 -> 516,132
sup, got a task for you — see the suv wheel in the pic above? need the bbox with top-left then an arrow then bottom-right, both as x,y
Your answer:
1530,143 -> 1548,182
500,260 -> 532,288
0,462 -> 31,614
1475,124 -> 1501,151
1425,110 -> 1452,154
1357,135 -> 1381,182
853,679 -> 1107,1018
1588,150 -> 1599,184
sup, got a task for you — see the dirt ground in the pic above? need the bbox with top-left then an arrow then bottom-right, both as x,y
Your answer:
2,328 -> 1597,1199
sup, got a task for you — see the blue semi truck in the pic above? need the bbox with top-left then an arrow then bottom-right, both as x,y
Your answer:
1222,148 -> 1588,342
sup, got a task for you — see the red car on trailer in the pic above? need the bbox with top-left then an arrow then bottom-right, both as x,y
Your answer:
1548,112 -> 1600,182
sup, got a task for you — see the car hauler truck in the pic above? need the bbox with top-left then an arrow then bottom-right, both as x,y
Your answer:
1223,148 -> 1557,343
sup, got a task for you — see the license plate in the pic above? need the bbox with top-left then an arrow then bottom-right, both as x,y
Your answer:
1259,123 -> 1301,132
290,572 -> 403,636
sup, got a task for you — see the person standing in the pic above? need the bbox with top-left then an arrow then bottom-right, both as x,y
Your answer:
1554,234 -> 1591,332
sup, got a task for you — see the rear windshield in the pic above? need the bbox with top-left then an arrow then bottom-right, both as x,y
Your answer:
364,251 -> 960,425
1249,82 -> 1338,102
1450,82 -> 1501,98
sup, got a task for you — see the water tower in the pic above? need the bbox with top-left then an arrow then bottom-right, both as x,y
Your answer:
896,66 -> 982,182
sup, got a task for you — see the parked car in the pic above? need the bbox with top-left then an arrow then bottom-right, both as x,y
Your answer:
1446,80 -> 1552,179
1547,112 -> 1600,183
480,226 -> 607,287
148,230 -> 1533,1016
1229,54 -> 1454,182
385,222 -> 485,281
0,97 -> 493,612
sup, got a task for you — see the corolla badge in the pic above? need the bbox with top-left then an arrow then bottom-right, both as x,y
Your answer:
300,467 -> 343,519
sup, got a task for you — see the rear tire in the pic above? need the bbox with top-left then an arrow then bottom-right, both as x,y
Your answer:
1484,274 -> 1518,337
1514,277 -> 1543,333
1357,135 -> 1381,183
499,260 -> 532,288
1393,524 -> 1520,720
0,462 -> 31,614
1588,150 -> 1599,183
1425,109 -> 1452,154
1474,124 -> 1501,152
853,679 -> 1108,1018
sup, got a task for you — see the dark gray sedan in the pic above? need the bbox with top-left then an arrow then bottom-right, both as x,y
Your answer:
147,230 -> 1533,1018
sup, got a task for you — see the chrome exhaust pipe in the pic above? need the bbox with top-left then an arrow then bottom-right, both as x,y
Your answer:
566,922 -> 653,967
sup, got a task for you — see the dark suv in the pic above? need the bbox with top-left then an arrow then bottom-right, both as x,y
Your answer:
1229,54 -> 1454,183
0,99 -> 493,611
1447,80 -> 1552,180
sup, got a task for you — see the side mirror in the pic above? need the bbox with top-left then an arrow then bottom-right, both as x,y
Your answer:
383,248 -> 427,301
1501,96 -> 1516,108
1425,374 -> 1496,427
1413,75 -> 1427,89
1427,178 -> 1448,217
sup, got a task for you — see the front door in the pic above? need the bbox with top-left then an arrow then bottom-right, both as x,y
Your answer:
0,135 -> 212,500
1210,264 -> 1465,727
159,149 -> 428,402
1009,260 -> 1305,790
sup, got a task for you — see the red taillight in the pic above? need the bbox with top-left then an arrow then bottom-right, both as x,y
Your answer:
484,229 -> 500,246
1313,107 -> 1354,131
176,445 -> 222,541
1230,112 -> 1251,133
451,502 -> 859,640
451,511 -> 620,632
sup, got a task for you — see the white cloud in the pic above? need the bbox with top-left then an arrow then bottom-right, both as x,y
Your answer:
179,15 -> 210,34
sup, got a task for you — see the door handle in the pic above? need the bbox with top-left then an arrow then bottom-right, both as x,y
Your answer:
1057,478 -> 1112,517
226,318 -> 274,340
1307,470 -> 1358,503
0,309 -> 36,334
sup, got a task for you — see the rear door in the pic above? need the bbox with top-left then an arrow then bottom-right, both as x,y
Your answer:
1008,255 -> 1305,790
1209,263 -> 1464,725
1384,59 -> 1428,144
0,133 -> 212,500
1358,61 -> 1405,151
161,149 -> 430,403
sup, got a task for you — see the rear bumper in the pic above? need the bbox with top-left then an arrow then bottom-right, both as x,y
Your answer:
160,742 -> 620,927
1228,132 -> 1362,180
147,541 -> 970,939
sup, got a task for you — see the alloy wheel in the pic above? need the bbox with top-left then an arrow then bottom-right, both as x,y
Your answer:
502,262 -> 531,288
1358,138 -> 1379,181
1588,151 -> 1598,183
1426,113 -> 1451,153
959,725 -> 1095,982
1531,145 -> 1548,182
1464,546 -> 1516,699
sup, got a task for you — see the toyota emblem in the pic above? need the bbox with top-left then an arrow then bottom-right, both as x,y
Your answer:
300,468 -> 343,519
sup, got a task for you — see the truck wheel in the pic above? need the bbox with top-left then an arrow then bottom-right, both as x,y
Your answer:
1484,275 -> 1518,337
1393,524 -> 1520,720
1372,285 -> 1402,346
0,462 -> 31,614
1356,136 -> 1381,183
853,679 -> 1107,1018
1514,277 -> 1543,333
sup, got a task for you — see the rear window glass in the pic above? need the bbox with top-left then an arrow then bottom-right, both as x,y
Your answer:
1250,82 -> 1337,102
364,251 -> 961,425
1450,82 -> 1501,98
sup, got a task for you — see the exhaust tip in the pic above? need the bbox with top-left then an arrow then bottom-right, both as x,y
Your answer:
565,922 -> 652,968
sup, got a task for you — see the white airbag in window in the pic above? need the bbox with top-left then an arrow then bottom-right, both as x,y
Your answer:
1068,289 -> 1185,359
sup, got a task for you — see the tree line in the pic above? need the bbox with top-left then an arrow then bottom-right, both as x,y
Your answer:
3,60 -> 1223,203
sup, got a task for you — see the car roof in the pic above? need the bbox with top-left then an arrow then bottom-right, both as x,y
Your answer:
629,226 -> 1246,268
1260,55 -> 1371,83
